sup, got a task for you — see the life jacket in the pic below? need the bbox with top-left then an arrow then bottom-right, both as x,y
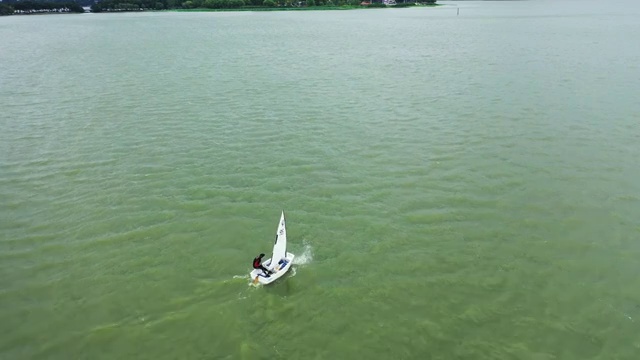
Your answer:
252,257 -> 261,268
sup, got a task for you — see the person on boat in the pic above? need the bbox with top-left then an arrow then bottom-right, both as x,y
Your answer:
253,253 -> 272,277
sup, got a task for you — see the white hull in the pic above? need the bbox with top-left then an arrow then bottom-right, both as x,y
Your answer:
251,252 -> 295,285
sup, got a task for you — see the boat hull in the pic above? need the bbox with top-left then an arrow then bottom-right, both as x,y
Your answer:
250,252 -> 295,285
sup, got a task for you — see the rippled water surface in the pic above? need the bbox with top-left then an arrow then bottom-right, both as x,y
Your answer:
1,1 -> 640,359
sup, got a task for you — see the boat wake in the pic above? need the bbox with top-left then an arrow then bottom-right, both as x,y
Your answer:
222,274 -> 250,285
292,243 -> 313,265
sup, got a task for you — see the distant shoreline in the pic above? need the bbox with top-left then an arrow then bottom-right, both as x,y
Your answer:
170,4 -> 439,12
1,2 -> 439,16
0,2 -> 85,15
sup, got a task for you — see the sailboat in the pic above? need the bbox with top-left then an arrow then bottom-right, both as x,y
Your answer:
250,211 -> 295,285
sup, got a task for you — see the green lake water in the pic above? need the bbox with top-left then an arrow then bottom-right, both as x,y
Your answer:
1,1 -> 640,358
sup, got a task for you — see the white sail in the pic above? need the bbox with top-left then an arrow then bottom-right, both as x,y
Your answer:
271,211 -> 287,264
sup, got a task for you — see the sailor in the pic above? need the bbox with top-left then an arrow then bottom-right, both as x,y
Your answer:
252,253 -> 272,277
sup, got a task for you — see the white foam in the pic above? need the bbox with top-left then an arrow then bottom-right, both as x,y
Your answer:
223,274 -> 250,284
292,243 -> 313,265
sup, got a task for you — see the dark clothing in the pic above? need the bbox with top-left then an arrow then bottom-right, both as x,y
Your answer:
253,256 -> 271,277
257,265 -> 271,277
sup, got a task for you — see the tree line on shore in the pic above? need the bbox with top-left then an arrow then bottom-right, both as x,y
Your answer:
1,1 -> 85,15
0,0 -> 435,15
91,0 -> 435,11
